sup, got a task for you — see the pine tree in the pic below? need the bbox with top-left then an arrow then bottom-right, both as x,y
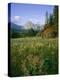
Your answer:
45,11 -> 49,25
49,14 -> 53,26
53,6 -> 58,31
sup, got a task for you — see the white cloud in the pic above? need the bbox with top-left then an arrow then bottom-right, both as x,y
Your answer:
14,16 -> 20,21
11,16 -> 21,22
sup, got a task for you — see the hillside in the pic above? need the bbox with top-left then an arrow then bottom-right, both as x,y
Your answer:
8,22 -> 24,32
40,25 -> 57,38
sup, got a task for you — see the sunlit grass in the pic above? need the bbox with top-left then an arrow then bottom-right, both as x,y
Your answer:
10,37 -> 58,76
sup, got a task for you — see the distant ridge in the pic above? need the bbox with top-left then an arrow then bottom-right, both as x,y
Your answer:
8,22 -> 24,32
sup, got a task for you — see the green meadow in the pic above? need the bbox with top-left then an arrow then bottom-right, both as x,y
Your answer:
10,37 -> 58,76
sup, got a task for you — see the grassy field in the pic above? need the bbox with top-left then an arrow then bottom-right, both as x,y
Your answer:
10,37 -> 58,76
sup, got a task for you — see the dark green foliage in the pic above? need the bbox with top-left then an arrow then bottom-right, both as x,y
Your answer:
28,28 -> 38,36
53,6 -> 58,26
49,14 -> 54,26
53,6 -> 58,34
11,28 -> 39,38
10,30 -> 20,38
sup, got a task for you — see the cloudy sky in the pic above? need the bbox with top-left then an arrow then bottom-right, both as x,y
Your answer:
9,3 -> 54,26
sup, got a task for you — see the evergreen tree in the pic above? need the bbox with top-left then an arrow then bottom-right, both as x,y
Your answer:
45,11 -> 49,25
49,14 -> 53,26
53,6 -> 58,31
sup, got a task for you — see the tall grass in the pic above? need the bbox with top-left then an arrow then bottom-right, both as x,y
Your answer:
10,37 -> 58,76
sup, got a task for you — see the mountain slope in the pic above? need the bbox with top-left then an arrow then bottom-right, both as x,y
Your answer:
8,22 -> 24,32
